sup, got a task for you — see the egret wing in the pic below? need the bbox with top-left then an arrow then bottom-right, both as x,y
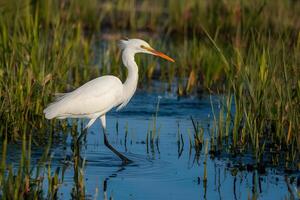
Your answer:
44,76 -> 123,119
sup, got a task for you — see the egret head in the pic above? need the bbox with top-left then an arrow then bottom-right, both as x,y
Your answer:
119,38 -> 175,62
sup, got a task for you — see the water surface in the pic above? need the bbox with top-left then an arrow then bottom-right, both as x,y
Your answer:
4,90 -> 299,199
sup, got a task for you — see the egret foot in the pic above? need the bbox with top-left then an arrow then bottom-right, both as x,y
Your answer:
103,130 -> 132,164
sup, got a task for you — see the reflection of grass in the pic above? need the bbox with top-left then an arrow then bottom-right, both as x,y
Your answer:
146,97 -> 161,155
177,122 -> 184,158
71,124 -> 86,199
0,133 -> 60,199
190,117 -> 204,156
0,126 -> 89,199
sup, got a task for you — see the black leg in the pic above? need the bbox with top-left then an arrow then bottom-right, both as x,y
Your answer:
103,129 -> 132,164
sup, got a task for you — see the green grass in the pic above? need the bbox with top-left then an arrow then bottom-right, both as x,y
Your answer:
0,132 -> 58,199
0,0 -> 98,139
0,0 -> 299,138
146,97 -> 161,155
0,125 -> 89,199
0,0 -> 299,197
196,29 -> 300,170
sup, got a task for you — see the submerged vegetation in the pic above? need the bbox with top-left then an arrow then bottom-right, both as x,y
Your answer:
0,0 -> 299,198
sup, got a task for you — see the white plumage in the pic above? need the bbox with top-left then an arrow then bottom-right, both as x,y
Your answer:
44,76 -> 123,120
43,38 -> 174,163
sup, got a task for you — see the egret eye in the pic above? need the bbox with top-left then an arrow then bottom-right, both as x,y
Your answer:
140,45 -> 145,49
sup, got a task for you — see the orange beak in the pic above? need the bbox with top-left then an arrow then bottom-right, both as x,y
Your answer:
142,46 -> 175,63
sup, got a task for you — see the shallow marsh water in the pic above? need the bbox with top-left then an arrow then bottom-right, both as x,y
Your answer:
3,90 -> 299,199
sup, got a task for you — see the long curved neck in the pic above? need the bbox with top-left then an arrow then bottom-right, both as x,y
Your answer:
122,49 -> 138,102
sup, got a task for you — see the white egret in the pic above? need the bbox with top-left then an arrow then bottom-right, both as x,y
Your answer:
43,38 -> 175,163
